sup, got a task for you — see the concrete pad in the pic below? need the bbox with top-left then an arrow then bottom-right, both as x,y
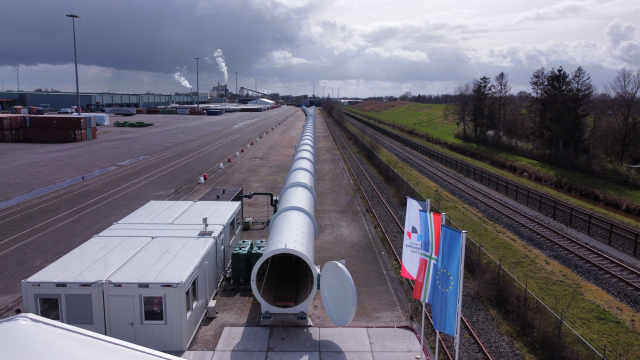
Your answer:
216,327 -> 271,351
266,352 -> 320,360
319,328 -> 371,352
320,352 -> 374,360
371,353 -> 421,360
180,351 -> 215,360
366,329 -> 421,352
212,351 -> 266,360
269,327 -> 320,352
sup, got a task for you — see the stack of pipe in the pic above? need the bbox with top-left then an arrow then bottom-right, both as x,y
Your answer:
251,106 -> 318,318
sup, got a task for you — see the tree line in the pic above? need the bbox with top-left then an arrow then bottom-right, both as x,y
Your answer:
450,67 -> 640,184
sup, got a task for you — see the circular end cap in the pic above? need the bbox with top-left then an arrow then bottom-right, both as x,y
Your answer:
321,261 -> 357,326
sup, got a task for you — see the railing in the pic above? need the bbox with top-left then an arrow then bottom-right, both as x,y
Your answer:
344,110 -> 640,258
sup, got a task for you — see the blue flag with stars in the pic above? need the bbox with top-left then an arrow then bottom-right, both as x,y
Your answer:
427,224 -> 463,337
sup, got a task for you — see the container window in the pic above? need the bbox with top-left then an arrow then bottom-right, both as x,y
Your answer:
186,278 -> 198,314
65,294 -> 93,325
230,216 -> 236,235
142,296 -> 164,323
235,210 -> 242,233
36,295 -> 61,321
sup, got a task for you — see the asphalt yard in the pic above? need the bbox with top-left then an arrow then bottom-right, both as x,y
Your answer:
0,107 -> 297,316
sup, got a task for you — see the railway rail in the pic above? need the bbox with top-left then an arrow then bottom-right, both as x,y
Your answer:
321,110 -> 492,360
344,110 -> 640,258
342,113 -> 640,300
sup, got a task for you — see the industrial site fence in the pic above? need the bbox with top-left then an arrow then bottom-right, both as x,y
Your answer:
330,114 -> 608,359
344,111 -> 640,259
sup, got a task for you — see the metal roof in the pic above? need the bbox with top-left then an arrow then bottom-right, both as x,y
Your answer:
116,201 -> 240,225
25,236 -> 214,285
0,314 -> 182,359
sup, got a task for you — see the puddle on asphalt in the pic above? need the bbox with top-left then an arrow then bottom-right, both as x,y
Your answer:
0,156 -> 150,210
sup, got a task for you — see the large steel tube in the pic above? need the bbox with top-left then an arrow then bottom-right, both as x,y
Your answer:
251,106 -> 319,316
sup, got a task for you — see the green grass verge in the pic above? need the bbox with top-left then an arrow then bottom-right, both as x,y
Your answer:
350,129 -> 640,359
347,104 -> 640,229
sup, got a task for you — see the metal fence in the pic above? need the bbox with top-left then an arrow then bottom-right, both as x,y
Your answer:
345,111 -> 640,258
333,115 -> 609,359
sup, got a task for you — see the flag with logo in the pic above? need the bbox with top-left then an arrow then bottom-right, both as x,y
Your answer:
401,197 -> 427,280
428,225 -> 463,337
412,210 -> 441,301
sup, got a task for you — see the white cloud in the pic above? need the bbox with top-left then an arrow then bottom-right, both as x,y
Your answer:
605,19 -> 640,65
364,47 -> 429,63
258,50 -> 327,68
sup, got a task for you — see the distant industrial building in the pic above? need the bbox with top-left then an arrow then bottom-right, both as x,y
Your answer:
0,92 -> 209,111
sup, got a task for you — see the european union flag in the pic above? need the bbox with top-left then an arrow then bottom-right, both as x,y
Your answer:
427,225 -> 463,337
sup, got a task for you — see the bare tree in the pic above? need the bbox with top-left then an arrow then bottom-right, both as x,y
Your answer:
494,72 -> 512,135
605,68 -> 640,163
451,83 -> 473,141
529,68 -> 546,153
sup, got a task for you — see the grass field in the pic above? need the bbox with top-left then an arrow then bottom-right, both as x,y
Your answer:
343,121 -> 640,359
348,102 -> 640,228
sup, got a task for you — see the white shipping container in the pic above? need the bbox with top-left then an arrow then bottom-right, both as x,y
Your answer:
22,235 -> 219,352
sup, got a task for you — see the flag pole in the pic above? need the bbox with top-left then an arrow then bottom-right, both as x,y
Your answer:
454,231 -> 467,360
420,301 -> 425,360
435,330 -> 440,359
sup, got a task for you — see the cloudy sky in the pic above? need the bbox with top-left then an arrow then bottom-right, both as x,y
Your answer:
1,0 -> 639,97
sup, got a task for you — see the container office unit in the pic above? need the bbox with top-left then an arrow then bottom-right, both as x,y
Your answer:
0,314 -> 183,360
115,201 -> 242,265
22,235 -> 218,352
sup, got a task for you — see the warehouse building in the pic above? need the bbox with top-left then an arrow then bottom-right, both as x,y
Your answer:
0,92 -> 209,111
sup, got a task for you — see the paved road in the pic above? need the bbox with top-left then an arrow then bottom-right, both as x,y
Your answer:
0,107 -> 299,316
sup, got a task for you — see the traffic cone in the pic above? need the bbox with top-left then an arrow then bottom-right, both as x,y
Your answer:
251,141 -> 254,145
219,163 -> 224,169
241,148 -> 244,153
228,157 -> 232,162
203,174 -> 209,180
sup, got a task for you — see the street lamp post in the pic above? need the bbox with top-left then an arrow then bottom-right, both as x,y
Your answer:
254,78 -> 257,98
66,14 -> 81,113
235,71 -> 238,99
194,57 -> 200,110
312,84 -> 315,98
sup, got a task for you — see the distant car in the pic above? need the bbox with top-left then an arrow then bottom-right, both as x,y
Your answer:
35,107 -> 44,115
58,108 -> 73,114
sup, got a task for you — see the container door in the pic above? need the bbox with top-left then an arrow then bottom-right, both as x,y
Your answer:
108,295 -> 136,343
320,261 -> 357,326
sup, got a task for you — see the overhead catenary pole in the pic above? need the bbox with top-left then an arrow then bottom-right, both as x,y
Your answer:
66,14 -> 81,113
454,231 -> 467,360
235,71 -> 238,98
255,78 -> 257,98
194,57 -> 200,110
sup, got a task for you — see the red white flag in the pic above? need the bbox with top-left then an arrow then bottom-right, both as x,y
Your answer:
401,197 -> 427,280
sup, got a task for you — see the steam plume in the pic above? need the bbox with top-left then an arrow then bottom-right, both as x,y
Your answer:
173,67 -> 191,89
211,49 -> 228,83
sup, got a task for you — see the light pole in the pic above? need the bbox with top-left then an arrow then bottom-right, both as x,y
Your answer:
235,71 -> 238,99
66,14 -> 81,113
8,69 -> 20,92
312,84 -> 315,98
194,57 -> 200,110
254,78 -> 257,98
323,86 -> 325,98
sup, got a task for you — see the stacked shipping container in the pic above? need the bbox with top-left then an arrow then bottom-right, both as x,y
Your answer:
0,115 -> 97,143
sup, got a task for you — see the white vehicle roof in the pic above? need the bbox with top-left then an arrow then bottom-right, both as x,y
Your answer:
117,201 -> 240,225
25,236 -> 214,285
0,314 -> 182,359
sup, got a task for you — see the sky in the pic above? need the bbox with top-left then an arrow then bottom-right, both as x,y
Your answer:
0,0 -> 639,98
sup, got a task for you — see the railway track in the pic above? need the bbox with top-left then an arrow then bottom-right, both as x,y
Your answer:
343,114 -> 640,299
321,111 -> 492,360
